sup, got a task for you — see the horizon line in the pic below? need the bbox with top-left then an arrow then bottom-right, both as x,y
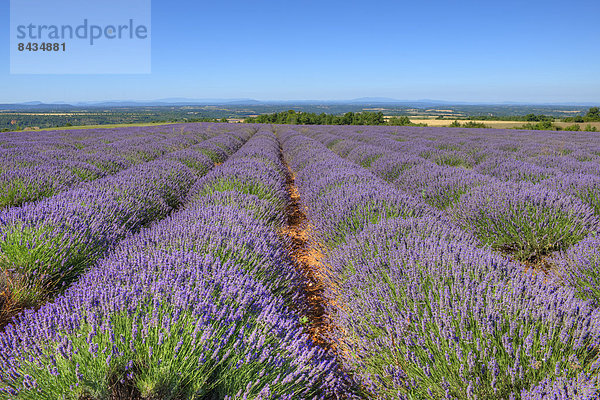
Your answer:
2,98 -> 599,106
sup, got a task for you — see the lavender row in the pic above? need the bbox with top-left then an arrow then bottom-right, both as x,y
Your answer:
321,127 -> 600,323
0,130 -> 250,319
280,130 -> 437,249
327,218 -> 600,399
0,123 -> 236,209
0,125 -> 196,209
317,125 -> 600,214
310,132 -> 499,211
309,128 -> 600,309
308,130 -> 600,266
311,124 -> 600,197
279,127 -> 600,399
0,129 -> 349,399
313,125 -> 600,176
0,123 -> 231,156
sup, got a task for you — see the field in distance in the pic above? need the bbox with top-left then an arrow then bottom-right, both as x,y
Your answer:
408,117 -> 600,130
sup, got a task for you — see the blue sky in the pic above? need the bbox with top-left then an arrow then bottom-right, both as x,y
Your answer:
2,0 -> 599,103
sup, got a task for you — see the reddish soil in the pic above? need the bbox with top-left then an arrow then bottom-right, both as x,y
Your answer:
279,162 -> 341,350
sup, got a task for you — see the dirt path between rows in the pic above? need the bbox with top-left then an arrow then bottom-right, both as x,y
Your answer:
279,161 -> 337,349
280,151 -> 338,352
277,141 -> 360,398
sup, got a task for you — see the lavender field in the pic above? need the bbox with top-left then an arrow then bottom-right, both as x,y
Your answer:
1,123 -> 599,399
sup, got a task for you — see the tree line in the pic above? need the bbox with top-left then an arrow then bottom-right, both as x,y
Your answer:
244,110 -> 420,126
467,108 -> 600,124
563,107 -> 600,123
467,114 -> 555,122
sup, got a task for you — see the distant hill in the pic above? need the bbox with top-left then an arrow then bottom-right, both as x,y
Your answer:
0,103 -> 78,110
1,98 -> 598,109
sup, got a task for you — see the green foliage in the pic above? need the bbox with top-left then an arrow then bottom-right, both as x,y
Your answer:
328,203 -> 419,248
462,121 -> 488,128
326,139 -> 342,149
197,148 -> 224,163
575,187 -> 600,216
447,120 -> 488,128
563,107 -> 600,123
245,110 -> 389,126
561,251 -> 600,304
359,154 -> 383,168
563,124 -> 581,131
571,116 -> 586,123
245,111 -> 425,127
387,116 -> 411,126
197,179 -> 284,211
586,107 -> 600,121
10,304 -> 309,399
521,122 -> 597,132
468,114 -> 554,122
1,105 -> 592,131
0,225 -> 98,304
436,143 -> 461,151
571,266 -> 600,304
0,179 -> 57,209
352,258 -> 596,400
379,164 -> 413,182
519,121 -> 557,131
433,153 -> 473,168
0,111 -> 226,131
69,167 -> 103,181
172,158 -> 210,175
424,188 -> 471,210
464,206 -> 590,262
523,113 -> 554,122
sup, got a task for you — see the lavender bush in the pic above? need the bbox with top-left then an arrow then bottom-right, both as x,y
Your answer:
544,173 -> 600,216
0,123 -> 235,209
550,237 -> 600,304
327,217 -> 600,399
0,128 -> 350,399
0,131 -> 248,309
3,122 -> 600,399
280,130 -> 434,248
521,373 -> 599,400
449,182 -> 599,261
280,126 -> 600,399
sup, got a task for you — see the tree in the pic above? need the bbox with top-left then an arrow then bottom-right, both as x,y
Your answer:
586,107 -> 600,121
388,116 -> 411,126
563,124 -> 580,131
342,112 -> 354,125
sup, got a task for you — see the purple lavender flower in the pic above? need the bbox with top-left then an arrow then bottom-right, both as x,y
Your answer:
449,182 -> 599,261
